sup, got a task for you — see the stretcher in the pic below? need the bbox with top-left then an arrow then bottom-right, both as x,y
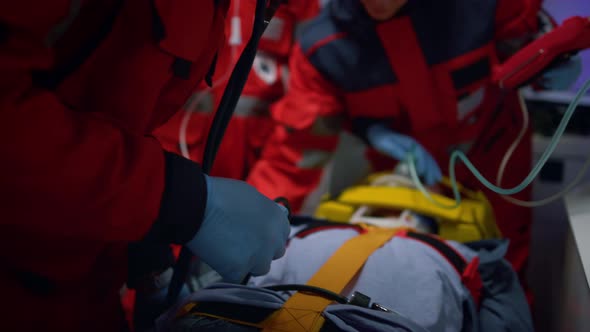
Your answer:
153,174 -> 528,332
156,219 -> 531,332
314,172 -> 502,243
146,172 -> 528,332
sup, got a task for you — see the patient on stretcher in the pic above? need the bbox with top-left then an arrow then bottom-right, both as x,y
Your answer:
150,219 -> 531,332
144,174 -> 532,332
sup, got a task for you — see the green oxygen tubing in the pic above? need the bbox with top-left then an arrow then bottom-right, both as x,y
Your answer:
408,77 -> 590,209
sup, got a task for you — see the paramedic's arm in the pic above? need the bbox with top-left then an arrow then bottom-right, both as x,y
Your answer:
0,86 -> 204,245
494,1 -> 585,89
0,23 -> 207,248
247,44 -> 344,211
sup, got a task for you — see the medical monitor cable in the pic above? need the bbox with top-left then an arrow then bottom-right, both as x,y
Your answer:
496,89 -> 590,207
408,77 -> 590,209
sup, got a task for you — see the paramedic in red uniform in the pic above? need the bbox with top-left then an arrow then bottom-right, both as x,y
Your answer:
247,0 -> 580,281
154,0 -> 324,180
0,1 -> 290,331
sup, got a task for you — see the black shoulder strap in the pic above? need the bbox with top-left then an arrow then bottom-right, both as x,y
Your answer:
405,231 -> 467,274
290,216 -> 364,239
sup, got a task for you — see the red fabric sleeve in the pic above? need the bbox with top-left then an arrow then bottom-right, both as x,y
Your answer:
0,1 -> 219,245
0,79 -> 166,241
247,44 -> 344,211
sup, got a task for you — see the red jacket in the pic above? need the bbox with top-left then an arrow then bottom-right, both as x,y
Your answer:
154,0 -> 324,179
247,0 -> 542,274
0,1 -> 226,331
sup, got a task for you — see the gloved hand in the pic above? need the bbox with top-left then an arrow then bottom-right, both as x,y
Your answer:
367,123 -> 442,186
186,175 -> 290,283
539,55 -> 583,90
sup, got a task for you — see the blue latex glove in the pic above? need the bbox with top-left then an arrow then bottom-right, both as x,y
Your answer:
367,123 -> 442,186
186,175 -> 290,283
539,55 -> 583,90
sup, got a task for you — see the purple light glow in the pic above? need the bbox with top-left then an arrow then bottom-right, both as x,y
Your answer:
543,0 -> 590,93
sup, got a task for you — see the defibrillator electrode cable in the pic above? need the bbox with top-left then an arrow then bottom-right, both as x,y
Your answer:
264,284 -> 349,304
408,78 -> 590,209
167,0 -> 283,306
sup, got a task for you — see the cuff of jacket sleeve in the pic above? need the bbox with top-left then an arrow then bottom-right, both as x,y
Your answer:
144,151 -> 208,245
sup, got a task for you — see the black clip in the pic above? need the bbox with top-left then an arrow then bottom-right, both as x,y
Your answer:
348,291 -> 371,308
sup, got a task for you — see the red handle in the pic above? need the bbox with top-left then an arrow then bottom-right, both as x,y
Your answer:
492,16 -> 590,89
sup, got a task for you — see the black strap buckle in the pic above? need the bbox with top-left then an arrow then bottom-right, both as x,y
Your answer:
348,291 -> 371,308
